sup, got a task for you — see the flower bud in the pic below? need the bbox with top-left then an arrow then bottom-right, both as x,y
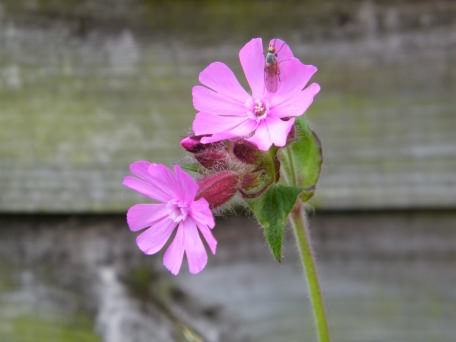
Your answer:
180,135 -> 205,153
181,135 -> 229,169
195,150 -> 228,170
239,169 -> 273,199
232,140 -> 261,164
196,171 -> 239,208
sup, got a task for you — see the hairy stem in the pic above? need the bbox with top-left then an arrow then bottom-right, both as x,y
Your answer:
290,204 -> 330,342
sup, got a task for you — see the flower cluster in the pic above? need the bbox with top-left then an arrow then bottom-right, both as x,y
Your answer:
123,37 -> 320,275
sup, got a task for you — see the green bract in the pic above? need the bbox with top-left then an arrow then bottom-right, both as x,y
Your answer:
249,117 -> 323,262
279,117 -> 323,200
248,185 -> 301,262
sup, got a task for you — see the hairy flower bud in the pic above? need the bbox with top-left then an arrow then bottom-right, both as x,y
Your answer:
195,150 -> 228,170
239,169 -> 274,199
180,135 -> 205,153
232,140 -> 261,164
196,171 -> 239,208
181,135 -> 229,169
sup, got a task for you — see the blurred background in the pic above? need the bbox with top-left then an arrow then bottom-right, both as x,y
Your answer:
0,0 -> 455,341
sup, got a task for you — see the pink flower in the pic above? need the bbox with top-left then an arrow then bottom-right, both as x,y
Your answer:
192,37 -> 320,151
122,161 -> 216,275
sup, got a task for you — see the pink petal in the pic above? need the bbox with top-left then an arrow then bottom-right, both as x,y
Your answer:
272,83 -> 321,118
123,176 -> 171,202
173,165 -> 198,202
126,162 -> 179,201
199,131 -> 239,144
129,160 -> 154,181
193,112 -> 256,137
239,37 -> 265,98
245,120 -> 275,151
126,203 -> 169,231
274,60 -> 318,100
269,38 -> 295,64
266,117 -> 295,147
190,198 -> 215,228
163,224 -> 185,275
147,164 -> 176,187
246,116 -> 294,151
136,217 -> 176,255
146,164 -> 181,198
192,86 -> 246,116
197,222 -> 217,255
198,62 -> 249,102
182,219 -> 208,274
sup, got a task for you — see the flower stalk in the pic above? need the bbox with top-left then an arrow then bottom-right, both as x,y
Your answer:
290,203 -> 330,342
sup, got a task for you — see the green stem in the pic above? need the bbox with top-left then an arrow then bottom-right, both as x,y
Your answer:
290,204 -> 330,342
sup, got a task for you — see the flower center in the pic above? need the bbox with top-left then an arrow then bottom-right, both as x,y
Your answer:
253,99 -> 266,117
166,199 -> 189,223
246,98 -> 269,121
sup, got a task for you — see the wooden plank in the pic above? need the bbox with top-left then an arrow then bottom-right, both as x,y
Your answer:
0,1 -> 455,211
1,213 -> 456,341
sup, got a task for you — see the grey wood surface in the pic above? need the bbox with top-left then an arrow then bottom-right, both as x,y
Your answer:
0,0 -> 455,212
1,212 -> 455,341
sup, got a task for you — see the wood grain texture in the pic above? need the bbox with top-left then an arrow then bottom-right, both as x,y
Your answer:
1,213 -> 455,341
0,0 -> 455,212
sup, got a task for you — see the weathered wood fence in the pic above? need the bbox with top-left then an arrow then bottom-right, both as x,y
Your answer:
0,0 -> 455,213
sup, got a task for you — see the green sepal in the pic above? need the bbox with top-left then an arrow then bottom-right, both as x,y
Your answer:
279,117 -> 323,202
181,162 -> 201,173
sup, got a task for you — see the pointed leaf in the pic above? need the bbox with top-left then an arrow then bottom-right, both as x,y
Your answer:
248,184 -> 301,262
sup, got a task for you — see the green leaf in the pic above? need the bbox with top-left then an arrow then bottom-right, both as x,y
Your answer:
248,184 -> 301,262
279,117 -> 323,202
